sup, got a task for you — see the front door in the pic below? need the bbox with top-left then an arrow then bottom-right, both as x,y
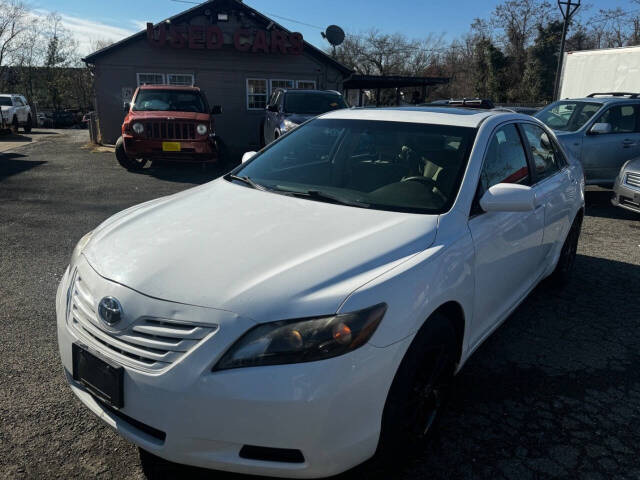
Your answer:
582,104 -> 640,184
468,123 -> 546,346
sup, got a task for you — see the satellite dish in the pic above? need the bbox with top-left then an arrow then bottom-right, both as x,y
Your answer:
322,25 -> 345,46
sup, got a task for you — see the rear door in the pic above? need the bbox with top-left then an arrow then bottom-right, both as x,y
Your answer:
468,123 -> 546,344
520,123 -> 575,262
582,104 -> 640,184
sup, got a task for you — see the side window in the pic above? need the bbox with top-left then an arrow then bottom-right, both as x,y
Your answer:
522,124 -> 560,182
597,105 -> 637,133
14,97 -> 24,106
480,124 -> 530,192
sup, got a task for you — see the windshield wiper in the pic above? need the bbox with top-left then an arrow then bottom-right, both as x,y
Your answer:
226,174 -> 269,191
286,189 -> 370,208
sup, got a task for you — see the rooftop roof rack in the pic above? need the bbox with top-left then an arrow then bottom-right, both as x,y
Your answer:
586,92 -> 640,98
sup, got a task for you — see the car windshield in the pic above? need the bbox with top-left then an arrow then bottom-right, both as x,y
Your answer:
133,90 -> 206,113
232,118 -> 477,214
535,101 -> 602,132
284,92 -> 347,114
0,97 -> 12,106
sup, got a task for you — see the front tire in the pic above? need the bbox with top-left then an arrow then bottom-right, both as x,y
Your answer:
377,314 -> 457,462
24,115 -> 32,133
115,136 -> 148,171
11,116 -> 18,134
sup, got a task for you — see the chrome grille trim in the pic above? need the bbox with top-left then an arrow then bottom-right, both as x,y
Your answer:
625,172 -> 640,189
66,275 -> 218,372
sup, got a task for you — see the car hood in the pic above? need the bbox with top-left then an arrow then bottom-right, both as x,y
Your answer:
83,180 -> 438,322
128,111 -> 210,122
624,157 -> 640,172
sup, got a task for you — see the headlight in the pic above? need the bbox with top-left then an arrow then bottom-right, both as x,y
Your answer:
70,231 -> 93,267
282,118 -> 298,132
197,124 -> 208,135
213,303 -> 387,371
132,122 -> 144,134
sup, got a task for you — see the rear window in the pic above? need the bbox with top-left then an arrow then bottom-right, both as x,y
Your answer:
284,92 -> 347,114
0,97 -> 12,106
133,90 -> 207,113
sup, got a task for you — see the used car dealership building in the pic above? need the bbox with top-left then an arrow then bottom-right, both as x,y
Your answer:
83,0 -> 351,155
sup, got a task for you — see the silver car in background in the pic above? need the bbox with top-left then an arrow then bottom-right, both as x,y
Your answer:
612,158 -> 640,213
536,93 -> 640,187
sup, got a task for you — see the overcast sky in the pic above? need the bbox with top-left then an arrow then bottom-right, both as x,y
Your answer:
29,0 -> 640,55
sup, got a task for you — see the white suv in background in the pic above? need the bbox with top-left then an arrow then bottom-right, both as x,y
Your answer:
57,107 -> 585,479
0,94 -> 33,133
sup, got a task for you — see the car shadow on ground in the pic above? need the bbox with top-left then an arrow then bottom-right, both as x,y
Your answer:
585,189 -> 638,220
0,133 -> 33,143
147,253 -> 640,480
0,153 -> 46,180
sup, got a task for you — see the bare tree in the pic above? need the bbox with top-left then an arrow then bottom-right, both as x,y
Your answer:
0,0 -> 28,90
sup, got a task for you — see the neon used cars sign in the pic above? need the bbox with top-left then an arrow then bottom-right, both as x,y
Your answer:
146,23 -> 304,55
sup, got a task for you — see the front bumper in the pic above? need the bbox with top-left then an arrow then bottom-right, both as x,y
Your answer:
123,135 -> 218,162
612,175 -> 640,213
56,261 -> 409,478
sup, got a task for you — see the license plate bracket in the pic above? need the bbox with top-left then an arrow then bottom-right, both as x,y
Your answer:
72,343 -> 124,408
162,141 -> 181,152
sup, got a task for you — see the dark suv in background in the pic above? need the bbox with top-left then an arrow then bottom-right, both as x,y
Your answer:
261,89 -> 347,146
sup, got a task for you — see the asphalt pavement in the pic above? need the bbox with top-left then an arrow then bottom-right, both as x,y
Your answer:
1,130 -> 639,479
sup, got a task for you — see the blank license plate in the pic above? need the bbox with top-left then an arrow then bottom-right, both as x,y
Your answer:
72,343 -> 124,408
162,142 -> 181,152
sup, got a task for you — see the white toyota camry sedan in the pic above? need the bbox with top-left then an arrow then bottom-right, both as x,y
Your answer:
56,107 -> 585,479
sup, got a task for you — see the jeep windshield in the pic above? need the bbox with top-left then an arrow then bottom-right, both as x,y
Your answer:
132,90 -> 207,113
284,92 -> 347,114
535,101 -> 602,132
231,118 -> 476,214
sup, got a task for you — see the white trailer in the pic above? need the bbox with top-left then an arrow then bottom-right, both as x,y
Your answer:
559,45 -> 640,99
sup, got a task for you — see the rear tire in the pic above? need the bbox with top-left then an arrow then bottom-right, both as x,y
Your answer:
115,136 -> 148,171
375,314 -> 457,466
24,115 -> 32,133
548,213 -> 582,287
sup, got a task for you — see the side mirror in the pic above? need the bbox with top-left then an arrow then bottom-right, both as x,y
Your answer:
479,183 -> 536,213
211,105 -> 222,115
589,122 -> 612,135
123,102 -> 130,114
267,104 -> 279,112
241,151 -> 256,164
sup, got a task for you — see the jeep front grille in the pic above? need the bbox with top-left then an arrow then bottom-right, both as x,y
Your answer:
67,275 -> 217,372
143,121 -> 196,140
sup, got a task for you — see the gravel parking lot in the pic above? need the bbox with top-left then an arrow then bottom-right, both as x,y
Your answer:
1,130 -> 639,480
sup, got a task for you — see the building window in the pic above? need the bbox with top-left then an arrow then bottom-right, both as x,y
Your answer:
297,80 -> 316,89
270,79 -> 295,91
137,73 -> 165,86
247,78 -> 268,110
167,74 -> 194,86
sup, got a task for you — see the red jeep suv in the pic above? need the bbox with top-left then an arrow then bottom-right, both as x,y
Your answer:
116,85 -> 222,170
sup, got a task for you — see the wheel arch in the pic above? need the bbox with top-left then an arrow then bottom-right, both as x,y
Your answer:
425,301 -> 466,366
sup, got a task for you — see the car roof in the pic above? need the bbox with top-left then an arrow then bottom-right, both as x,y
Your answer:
277,88 -> 342,95
138,85 -> 200,91
320,106 -> 519,128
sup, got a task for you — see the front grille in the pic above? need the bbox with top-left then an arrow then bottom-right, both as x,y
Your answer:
67,275 -> 217,372
143,121 -> 196,140
625,172 -> 640,189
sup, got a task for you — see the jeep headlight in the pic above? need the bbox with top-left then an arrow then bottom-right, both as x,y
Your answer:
70,231 -> 93,268
282,118 -> 299,132
197,124 -> 208,135
213,303 -> 386,371
132,122 -> 144,134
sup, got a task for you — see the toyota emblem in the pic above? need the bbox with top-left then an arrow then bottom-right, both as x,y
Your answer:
98,297 -> 123,326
